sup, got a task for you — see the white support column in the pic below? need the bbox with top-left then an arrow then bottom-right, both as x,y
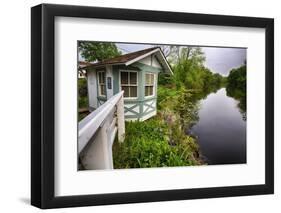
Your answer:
78,91 -> 125,170
116,93 -> 125,142
80,121 -> 113,170
87,70 -> 98,109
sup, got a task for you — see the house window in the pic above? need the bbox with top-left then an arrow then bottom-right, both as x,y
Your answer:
98,71 -> 106,96
107,77 -> 112,89
120,71 -> 138,98
145,73 -> 155,97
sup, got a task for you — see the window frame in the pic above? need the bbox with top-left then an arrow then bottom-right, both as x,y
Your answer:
97,70 -> 106,97
119,70 -> 138,99
145,72 -> 156,98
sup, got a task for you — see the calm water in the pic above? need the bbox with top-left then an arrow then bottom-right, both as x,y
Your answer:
191,88 -> 246,165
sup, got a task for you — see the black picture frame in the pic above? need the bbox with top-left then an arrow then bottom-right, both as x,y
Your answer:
31,3 -> 274,209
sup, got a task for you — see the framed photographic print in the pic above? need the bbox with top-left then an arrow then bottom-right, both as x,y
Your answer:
31,3 -> 274,209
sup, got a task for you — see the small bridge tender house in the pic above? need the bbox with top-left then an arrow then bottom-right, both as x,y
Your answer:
85,47 -> 173,121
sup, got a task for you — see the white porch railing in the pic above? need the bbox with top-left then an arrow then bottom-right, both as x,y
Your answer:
78,91 -> 125,170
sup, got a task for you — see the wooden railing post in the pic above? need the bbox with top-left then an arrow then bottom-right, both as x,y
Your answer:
117,92 -> 125,142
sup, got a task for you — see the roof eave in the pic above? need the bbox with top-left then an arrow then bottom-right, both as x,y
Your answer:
84,47 -> 173,74
125,48 -> 173,74
156,50 -> 173,75
85,62 -> 125,70
124,48 -> 160,66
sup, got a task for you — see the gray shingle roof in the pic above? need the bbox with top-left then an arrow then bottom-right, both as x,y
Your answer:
86,47 -> 159,68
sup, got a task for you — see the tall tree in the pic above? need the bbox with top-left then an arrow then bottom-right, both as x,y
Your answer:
154,45 -> 183,65
78,41 -> 121,62
171,46 -> 226,92
172,47 -> 206,89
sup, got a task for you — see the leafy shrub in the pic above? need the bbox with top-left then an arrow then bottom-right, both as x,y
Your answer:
78,78 -> 88,109
78,78 -> 88,97
158,72 -> 173,86
157,85 -> 179,110
112,117 -> 201,169
79,96 -> 88,109
174,88 -> 199,130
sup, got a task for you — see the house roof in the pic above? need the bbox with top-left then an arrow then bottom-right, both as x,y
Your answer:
84,47 -> 173,74
78,61 -> 94,70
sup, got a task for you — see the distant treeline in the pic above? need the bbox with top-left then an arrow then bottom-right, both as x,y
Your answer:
226,64 -> 246,95
226,64 -> 247,119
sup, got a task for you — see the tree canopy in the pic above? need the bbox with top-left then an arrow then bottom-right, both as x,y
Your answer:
78,41 -> 121,62
163,46 -> 226,91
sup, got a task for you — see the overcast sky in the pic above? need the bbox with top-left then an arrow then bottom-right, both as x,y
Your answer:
116,43 -> 246,76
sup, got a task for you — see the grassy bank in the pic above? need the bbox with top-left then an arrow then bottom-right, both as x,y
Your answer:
113,116 -> 202,168
112,85 -> 204,169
